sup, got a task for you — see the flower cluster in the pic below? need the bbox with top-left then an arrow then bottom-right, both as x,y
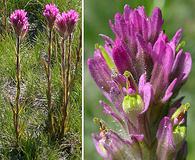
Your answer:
88,5 -> 192,160
10,9 -> 29,37
43,4 -> 59,29
42,4 -> 79,137
56,10 -> 79,38
8,3 -> 80,144
43,3 -> 79,38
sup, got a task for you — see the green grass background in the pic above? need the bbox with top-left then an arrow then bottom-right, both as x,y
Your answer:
84,0 -> 195,159
0,0 -> 82,159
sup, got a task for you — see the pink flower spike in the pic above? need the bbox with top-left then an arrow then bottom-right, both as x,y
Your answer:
66,10 -> 79,35
55,12 -> 68,38
10,9 -> 29,38
43,4 -> 59,29
55,10 -> 79,38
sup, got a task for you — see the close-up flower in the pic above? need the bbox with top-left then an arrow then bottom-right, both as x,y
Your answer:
43,3 -> 59,29
88,5 -> 192,160
10,9 -> 29,37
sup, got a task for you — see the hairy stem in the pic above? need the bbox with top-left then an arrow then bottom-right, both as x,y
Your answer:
64,35 -> 72,127
54,31 -> 58,63
64,33 -> 81,119
67,32 -> 81,97
47,29 -> 54,135
15,36 -> 20,146
3,0 -> 7,32
60,37 -> 66,137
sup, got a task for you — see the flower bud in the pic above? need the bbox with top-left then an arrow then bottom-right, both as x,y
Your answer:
173,125 -> 186,147
122,94 -> 144,113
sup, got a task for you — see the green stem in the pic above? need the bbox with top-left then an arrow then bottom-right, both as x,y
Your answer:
64,36 -> 72,132
15,36 -> 20,146
3,0 -> 7,32
65,33 -> 81,121
67,32 -> 81,92
47,29 -> 53,134
54,31 -> 58,63
60,37 -> 66,137
65,35 -> 72,113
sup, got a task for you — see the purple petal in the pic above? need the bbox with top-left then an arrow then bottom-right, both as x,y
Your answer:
123,5 -> 132,22
138,73 -> 147,92
137,6 -> 146,18
169,29 -> 183,52
128,21 -> 138,55
99,34 -> 114,47
105,131 -> 143,159
99,101 -> 125,128
112,40 -> 134,75
152,34 -> 166,62
150,7 -> 163,42
141,17 -> 149,41
109,81 -> 125,113
171,51 -> 192,84
140,82 -> 153,114
162,78 -> 177,103
156,117 -> 175,160
93,131 -> 137,160
150,63 -> 167,98
130,10 -> 142,33
136,35 -> 153,77
131,134 -> 144,142
151,37 -> 174,97
136,34 -> 150,55
162,44 -> 174,76
88,50 -> 112,92
110,13 -> 128,39
92,134 -> 108,158
112,73 -> 126,87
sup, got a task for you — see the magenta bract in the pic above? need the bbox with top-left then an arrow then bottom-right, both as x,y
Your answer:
10,9 -> 29,37
43,4 -> 59,29
55,10 -> 79,38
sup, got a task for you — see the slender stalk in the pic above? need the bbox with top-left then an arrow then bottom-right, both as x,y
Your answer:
15,36 -> 20,146
47,29 -> 54,134
54,31 -> 58,63
63,33 -> 81,124
63,33 -> 81,131
3,0 -> 7,32
64,36 -> 73,130
67,32 -> 81,96
60,37 -> 66,137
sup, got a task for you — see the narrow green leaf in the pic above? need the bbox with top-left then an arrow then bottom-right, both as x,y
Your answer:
99,45 -> 116,70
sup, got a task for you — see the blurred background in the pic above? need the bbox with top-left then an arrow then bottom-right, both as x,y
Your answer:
84,0 -> 195,159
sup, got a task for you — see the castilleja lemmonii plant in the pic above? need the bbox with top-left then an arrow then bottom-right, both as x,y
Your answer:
43,3 -> 79,138
56,9 -> 79,137
43,3 -> 59,136
10,9 -> 29,145
88,5 -> 192,160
